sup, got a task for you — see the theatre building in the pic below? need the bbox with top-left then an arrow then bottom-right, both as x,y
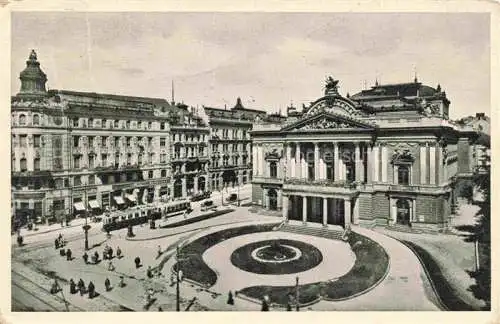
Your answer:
251,77 -> 483,232
11,50 -> 174,225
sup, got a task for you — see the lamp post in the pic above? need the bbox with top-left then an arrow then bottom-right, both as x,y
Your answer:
83,187 -> 89,251
295,276 -> 300,311
176,245 -> 181,311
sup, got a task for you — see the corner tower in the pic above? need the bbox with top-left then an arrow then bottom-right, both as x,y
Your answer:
17,50 -> 48,99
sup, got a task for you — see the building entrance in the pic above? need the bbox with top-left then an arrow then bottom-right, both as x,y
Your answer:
396,199 -> 411,225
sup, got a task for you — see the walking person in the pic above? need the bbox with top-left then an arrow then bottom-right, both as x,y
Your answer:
108,261 -> 115,271
82,252 -> 89,264
69,279 -> 77,294
78,279 -> 85,296
157,245 -> 162,259
118,276 -> 125,288
146,266 -> 153,278
134,256 -> 141,269
66,248 -> 72,261
116,246 -> 122,259
227,291 -> 234,305
88,281 -> 95,299
93,251 -> 100,264
104,278 -> 111,292
108,246 -> 113,259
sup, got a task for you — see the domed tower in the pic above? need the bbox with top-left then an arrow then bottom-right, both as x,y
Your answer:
17,50 -> 48,99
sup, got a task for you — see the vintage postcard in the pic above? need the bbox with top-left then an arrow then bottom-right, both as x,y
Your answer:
1,1 -> 498,323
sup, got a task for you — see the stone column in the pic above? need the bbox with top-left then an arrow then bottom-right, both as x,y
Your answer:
420,143 -> 427,184
429,144 -> 436,185
258,144 -> 264,177
286,142 -> 292,179
314,142 -> 320,180
323,197 -> 328,227
366,144 -> 373,183
302,196 -> 307,224
390,197 -> 397,225
353,197 -> 359,225
252,144 -> 258,177
282,194 -> 289,221
355,142 -> 361,182
181,178 -> 187,197
344,199 -> 351,228
381,144 -> 388,182
373,144 -> 380,182
301,144 -> 307,179
194,176 -> 199,193
334,142 -> 339,181
295,143 -> 301,179
412,199 -> 417,223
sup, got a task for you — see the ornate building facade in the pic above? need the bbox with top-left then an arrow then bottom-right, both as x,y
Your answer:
203,98 -> 267,190
169,104 -> 210,198
11,51 -> 179,225
251,77 -> 483,232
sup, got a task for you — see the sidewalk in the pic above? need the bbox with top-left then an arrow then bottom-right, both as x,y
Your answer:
18,218 -> 88,238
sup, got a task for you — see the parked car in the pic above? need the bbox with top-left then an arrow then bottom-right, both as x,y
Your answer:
190,191 -> 212,202
226,193 -> 238,203
201,200 -> 217,212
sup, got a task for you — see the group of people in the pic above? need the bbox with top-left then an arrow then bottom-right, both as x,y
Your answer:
54,234 -> 66,249
67,276 -> 127,299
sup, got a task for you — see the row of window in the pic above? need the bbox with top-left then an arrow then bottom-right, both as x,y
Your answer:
71,118 -> 166,131
73,153 -> 168,169
12,134 -> 42,148
211,156 -> 248,167
13,114 -> 41,126
172,133 -> 207,143
13,169 -> 170,190
174,147 -> 206,157
72,136 -> 166,148
211,143 -> 251,152
212,128 -> 249,140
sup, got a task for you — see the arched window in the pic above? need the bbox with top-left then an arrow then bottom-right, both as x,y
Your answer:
270,161 -> 277,178
20,158 -> 27,172
398,165 -> 410,185
32,114 -> 40,125
19,114 -> 26,126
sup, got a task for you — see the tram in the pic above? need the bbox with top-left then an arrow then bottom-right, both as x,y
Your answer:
102,199 -> 192,232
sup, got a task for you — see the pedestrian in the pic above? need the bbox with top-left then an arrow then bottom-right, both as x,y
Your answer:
78,279 -> 85,296
103,248 -> 108,260
94,251 -> 100,264
134,256 -> 141,268
119,276 -> 125,288
59,248 -> 66,257
157,245 -> 162,258
227,291 -> 234,305
69,279 -> 77,294
17,235 -> 23,246
146,266 -> 153,278
108,246 -> 113,259
88,281 -> 95,299
108,261 -> 115,271
261,295 -> 269,311
66,248 -> 72,261
104,278 -> 111,292
116,246 -> 122,259
55,238 -> 59,249
82,252 -> 89,264
50,279 -> 60,294
286,302 -> 292,311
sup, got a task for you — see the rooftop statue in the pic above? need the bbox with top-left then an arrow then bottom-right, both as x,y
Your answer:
325,76 -> 339,90
29,49 -> 37,61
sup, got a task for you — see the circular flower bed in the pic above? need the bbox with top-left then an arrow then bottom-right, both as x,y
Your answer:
230,239 -> 323,275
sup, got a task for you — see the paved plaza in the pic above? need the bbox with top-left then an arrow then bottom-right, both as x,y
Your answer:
12,201 -> 446,311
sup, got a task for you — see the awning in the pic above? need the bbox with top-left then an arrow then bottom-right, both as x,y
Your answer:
113,196 -> 125,205
88,200 -> 100,209
74,202 -> 85,211
126,194 -> 137,202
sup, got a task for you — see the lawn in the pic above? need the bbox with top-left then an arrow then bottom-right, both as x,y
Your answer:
172,223 -> 279,286
238,231 -> 390,306
230,239 -> 323,274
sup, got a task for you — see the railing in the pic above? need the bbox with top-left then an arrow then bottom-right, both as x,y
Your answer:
284,178 -> 358,189
388,184 -> 420,192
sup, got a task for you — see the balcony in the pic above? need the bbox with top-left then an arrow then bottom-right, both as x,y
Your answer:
252,176 -> 283,185
387,184 -> 420,192
283,178 -> 359,195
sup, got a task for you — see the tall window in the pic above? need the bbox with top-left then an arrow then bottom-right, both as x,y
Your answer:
160,122 -> 165,130
160,138 -> 166,147
88,118 -> 94,128
127,154 -> 132,165
160,154 -> 166,163
161,170 -> 167,177
101,154 -> 107,166
101,136 -> 107,146
73,118 -> 79,127
20,135 -> 27,147
126,120 -> 131,129
148,170 -> 154,179
398,165 -> 410,185
73,156 -> 80,169
270,161 -> 278,178
33,114 -> 40,125
102,119 -> 107,128
89,155 -> 95,168
74,176 -> 82,186
19,114 -> 26,126
114,120 -> 119,128
88,136 -> 94,147
34,158 -> 40,171
20,158 -> 27,172
34,135 -> 41,148
73,136 -> 79,147
88,175 -> 95,185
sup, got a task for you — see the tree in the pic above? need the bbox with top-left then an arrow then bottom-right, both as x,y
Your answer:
466,152 -> 490,310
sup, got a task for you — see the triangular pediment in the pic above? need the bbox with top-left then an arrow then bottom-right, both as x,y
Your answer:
281,112 -> 376,132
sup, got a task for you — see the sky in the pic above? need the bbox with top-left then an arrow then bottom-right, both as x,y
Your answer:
11,12 -> 490,119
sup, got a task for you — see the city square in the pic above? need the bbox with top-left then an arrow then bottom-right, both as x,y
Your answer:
9,11 -> 491,314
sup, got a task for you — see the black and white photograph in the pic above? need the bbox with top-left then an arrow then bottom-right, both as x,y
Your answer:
6,5 -> 494,317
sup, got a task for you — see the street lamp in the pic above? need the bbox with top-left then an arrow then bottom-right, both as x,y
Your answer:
175,243 -> 193,311
295,276 -> 300,311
